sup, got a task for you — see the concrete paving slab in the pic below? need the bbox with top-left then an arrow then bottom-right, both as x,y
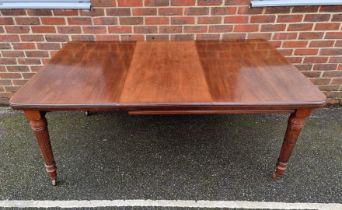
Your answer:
0,107 -> 341,207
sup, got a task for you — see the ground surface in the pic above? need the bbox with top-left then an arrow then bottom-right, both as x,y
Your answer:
0,107 -> 341,209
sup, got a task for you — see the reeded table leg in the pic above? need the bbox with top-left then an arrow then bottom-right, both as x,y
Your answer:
272,109 -> 312,180
24,111 -> 57,186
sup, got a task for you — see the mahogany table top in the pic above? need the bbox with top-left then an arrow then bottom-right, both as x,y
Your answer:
10,40 -> 326,111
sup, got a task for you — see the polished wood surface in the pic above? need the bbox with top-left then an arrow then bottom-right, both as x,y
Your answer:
10,40 -> 326,110
9,40 -> 327,185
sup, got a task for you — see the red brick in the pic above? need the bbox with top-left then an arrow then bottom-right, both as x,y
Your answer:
41,17 -> 66,25
171,34 -> 194,40
106,8 -> 131,16
80,8 -> 105,16
283,41 -> 308,48
315,23 -> 340,31
171,17 -> 195,25
304,57 -> 328,63
25,51 -> 49,58
224,16 -> 248,23
332,14 -> 342,22
318,85 -> 340,91
71,35 -> 95,41
20,35 -> 44,42
95,35 -> 120,41
5,26 -> 30,33
83,26 -> 107,34
133,26 -> 158,34
108,26 -> 132,33
331,79 -> 342,85
68,17 -> 92,25
53,9 -> 79,16
159,8 -> 183,16
198,0 -> 223,5
198,17 -> 222,24
185,8 -> 209,16
32,26 -> 56,33
196,34 -> 220,40
133,8 -> 157,16
265,7 -> 291,14
144,0 -> 169,6
0,58 -> 17,65
288,24 -> 313,31
320,5 -> 342,12
159,26 -> 182,33
248,33 -> 272,40
292,6 -> 318,13
238,7 -> 263,14
146,35 -> 169,40
323,71 -> 342,77
313,64 -> 338,71
37,43 -> 61,50
15,17 -> 40,25
286,57 -> 302,64
0,80 -> 12,85
0,43 -> 11,49
336,41 -> 342,47
225,0 -> 250,5
92,0 -> 116,7
329,57 -> 342,63
311,78 -> 331,85
12,80 -> 29,86
45,34 -> 69,42
0,35 -> 20,42
120,34 -> 144,41
57,26 -> 81,34
0,73 -> 21,79
184,26 -> 207,33
171,0 -> 196,6
119,17 -> 143,25
299,32 -> 324,40
320,49 -> 342,56
26,9 -> 51,16
209,25 -> 233,33
309,41 -> 334,48
304,14 -> 330,22
117,0 -> 142,7
294,49 -> 318,55
234,24 -> 258,32
2,50 -> 25,57
272,32 -> 297,40
6,66 -> 29,72
277,15 -> 303,23
261,24 -> 286,32
250,15 -> 275,23
296,64 -> 312,70
0,17 -> 14,25
325,32 -> 342,39
18,58 -> 41,65
1,9 -> 26,16
94,17 -> 118,25
211,7 -> 236,15
145,17 -> 169,25
22,72 -> 36,79
30,66 -> 43,72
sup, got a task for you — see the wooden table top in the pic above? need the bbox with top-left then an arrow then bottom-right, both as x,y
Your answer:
10,40 -> 326,111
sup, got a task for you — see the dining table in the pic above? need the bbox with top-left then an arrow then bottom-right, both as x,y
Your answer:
10,39 -> 326,186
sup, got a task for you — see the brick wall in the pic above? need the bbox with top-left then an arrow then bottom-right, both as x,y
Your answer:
0,0 -> 342,105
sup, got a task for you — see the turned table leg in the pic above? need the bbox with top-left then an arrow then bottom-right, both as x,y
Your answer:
272,109 -> 312,180
24,111 -> 57,186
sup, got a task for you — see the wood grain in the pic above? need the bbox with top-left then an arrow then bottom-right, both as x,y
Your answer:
10,40 -> 326,110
